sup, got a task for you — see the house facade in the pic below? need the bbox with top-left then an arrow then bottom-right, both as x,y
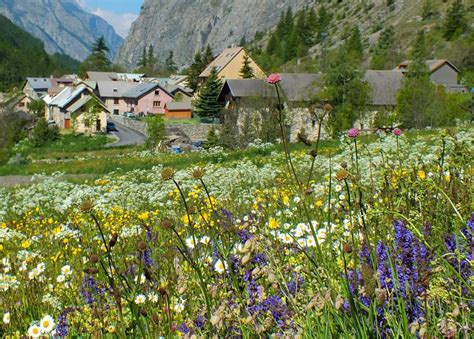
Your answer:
200,47 -> 266,83
122,83 -> 174,115
46,86 -> 108,133
164,102 -> 193,119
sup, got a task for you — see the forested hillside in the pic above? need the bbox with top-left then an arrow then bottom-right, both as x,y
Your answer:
0,15 -> 79,92
248,0 -> 473,86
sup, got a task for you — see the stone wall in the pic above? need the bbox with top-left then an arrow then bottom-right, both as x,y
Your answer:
108,114 -> 216,141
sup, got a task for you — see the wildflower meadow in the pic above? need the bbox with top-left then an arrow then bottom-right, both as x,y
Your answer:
1,76 -> 473,338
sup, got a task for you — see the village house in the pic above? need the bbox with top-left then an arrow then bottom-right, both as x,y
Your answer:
122,83 -> 174,115
97,81 -> 174,115
45,85 -> 108,133
164,84 -> 193,103
394,59 -> 467,93
199,47 -> 266,83
87,71 -> 146,82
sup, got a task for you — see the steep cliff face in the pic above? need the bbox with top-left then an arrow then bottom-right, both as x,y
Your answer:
0,0 -> 123,61
116,0 -> 315,69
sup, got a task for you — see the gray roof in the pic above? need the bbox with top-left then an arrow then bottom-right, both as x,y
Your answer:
165,84 -> 193,96
363,70 -> 404,106
221,73 -> 322,102
26,78 -> 52,90
49,86 -> 89,108
67,95 -> 93,113
87,72 -> 119,81
165,102 -> 192,110
97,81 -> 141,98
122,83 -> 160,99
279,73 -> 322,101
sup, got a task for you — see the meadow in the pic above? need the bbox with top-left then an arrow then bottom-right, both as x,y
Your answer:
0,86 -> 473,337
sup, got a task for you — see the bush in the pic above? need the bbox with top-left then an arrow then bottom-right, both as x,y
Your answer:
30,118 -> 60,147
145,115 -> 166,149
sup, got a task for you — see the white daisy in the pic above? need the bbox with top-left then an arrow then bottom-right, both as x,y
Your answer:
40,315 -> 55,333
56,275 -> 66,283
185,236 -> 197,249
28,324 -> 42,338
148,292 -> 158,303
3,312 -> 10,324
61,265 -> 72,276
134,294 -> 146,305
200,236 -> 211,245
214,259 -> 226,274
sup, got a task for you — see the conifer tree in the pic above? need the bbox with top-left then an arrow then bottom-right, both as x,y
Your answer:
371,26 -> 395,69
443,0 -> 468,40
240,54 -> 255,78
138,46 -> 148,68
186,51 -> 203,91
147,45 -> 156,70
79,36 -> 111,76
165,51 -> 177,74
193,67 -> 223,119
202,45 -> 214,66
346,26 -> 363,61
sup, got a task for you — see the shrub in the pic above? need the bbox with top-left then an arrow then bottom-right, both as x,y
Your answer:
30,118 -> 59,147
145,114 -> 166,149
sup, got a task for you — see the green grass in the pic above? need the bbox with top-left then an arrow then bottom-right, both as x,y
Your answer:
163,117 -> 201,125
0,128 -> 455,178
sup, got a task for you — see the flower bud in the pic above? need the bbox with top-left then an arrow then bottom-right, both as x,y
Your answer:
89,254 -> 99,264
343,243 -> 353,254
109,233 -> 118,248
137,241 -> 147,251
161,219 -> 172,229
161,167 -> 175,181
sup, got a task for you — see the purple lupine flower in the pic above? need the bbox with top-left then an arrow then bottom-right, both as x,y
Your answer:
143,248 -> 153,267
228,254 -> 240,274
55,308 -> 75,337
177,322 -> 190,335
445,234 -> 457,253
237,229 -> 253,243
80,275 -> 100,306
360,242 -> 372,266
250,253 -> 268,266
287,273 -> 304,295
193,315 -> 205,330
146,227 -> 156,242
376,242 -> 393,290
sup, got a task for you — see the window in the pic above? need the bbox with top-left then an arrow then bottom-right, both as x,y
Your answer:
155,90 -> 160,96
113,88 -> 118,93
113,109 -> 119,115
114,98 -> 119,105
19,102 -> 25,107
153,101 -> 161,108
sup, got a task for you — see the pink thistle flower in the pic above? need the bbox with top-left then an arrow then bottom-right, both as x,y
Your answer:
348,128 -> 359,138
267,73 -> 281,85
393,128 -> 402,136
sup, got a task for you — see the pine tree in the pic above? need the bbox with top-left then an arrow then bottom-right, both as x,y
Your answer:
346,26 -> 363,61
138,46 -> 148,68
202,45 -> 214,66
146,45 -> 157,73
193,67 -> 223,119
443,0 -> 467,40
240,54 -> 255,78
186,51 -> 203,91
266,33 -> 279,55
165,51 -> 178,74
92,37 -> 109,54
316,6 -> 332,42
408,31 -> 430,79
79,36 -> 111,75
371,26 -> 395,69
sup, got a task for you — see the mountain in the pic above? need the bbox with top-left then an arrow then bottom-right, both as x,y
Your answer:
116,0 -> 315,69
0,15 -> 79,92
0,0 -> 123,61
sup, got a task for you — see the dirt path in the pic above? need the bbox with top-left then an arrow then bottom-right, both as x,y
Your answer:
0,174 -> 97,188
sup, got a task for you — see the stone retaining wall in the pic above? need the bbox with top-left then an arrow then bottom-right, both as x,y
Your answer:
109,115 -> 216,141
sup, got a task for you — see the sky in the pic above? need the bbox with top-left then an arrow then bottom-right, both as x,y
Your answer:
75,0 -> 143,38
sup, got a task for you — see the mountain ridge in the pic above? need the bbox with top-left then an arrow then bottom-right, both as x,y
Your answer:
0,0 -> 123,61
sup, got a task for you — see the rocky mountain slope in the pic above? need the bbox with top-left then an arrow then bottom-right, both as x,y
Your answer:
116,0 -> 316,69
0,0 -> 123,61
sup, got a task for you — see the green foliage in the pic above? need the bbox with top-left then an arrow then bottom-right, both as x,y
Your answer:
205,127 -> 219,149
27,100 -> 46,118
422,0 -> 438,21
322,48 -> 370,136
145,115 -> 166,149
186,46 -> 214,92
165,51 -> 178,74
240,54 -> 255,79
82,98 -> 102,131
443,0 -> 468,40
218,110 -> 240,149
0,111 -> 29,149
240,112 -> 258,147
345,26 -> 364,61
0,15 -> 78,91
31,118 -> 60,147
193,67 -> 223,119
79,36 -> 111,77
371,26 -> 396,69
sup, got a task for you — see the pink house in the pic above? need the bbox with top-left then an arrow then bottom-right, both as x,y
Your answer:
123,83 -> 173,115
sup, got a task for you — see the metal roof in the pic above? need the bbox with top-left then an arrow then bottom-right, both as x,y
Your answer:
87,71 -> 119,81
26,77 -> 52,90
165,102 -> 192,111
97,81 -> 141,98
122,83 -> 160,99
363,70 -> 404,106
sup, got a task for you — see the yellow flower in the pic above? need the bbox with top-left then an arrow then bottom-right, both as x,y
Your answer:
315,200 -> 324,207
138,212 -> 149,221
283,195 -> 290,206
21,240 -> 31,249
418,170 -> 426,180
268,218 -> 279,229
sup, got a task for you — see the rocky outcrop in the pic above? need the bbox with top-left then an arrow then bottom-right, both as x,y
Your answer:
116,0 -> 315,69
0,0 -> 123,61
